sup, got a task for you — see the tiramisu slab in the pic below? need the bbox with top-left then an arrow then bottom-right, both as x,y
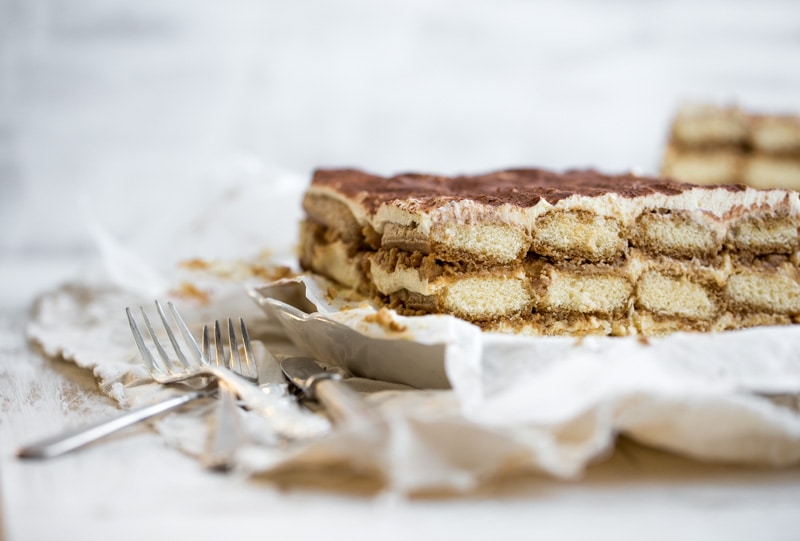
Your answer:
299,168 -> 800,336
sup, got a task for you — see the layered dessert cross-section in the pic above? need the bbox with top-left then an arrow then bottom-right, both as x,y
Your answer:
662,103 -> 800,189
299,168 -> 800,336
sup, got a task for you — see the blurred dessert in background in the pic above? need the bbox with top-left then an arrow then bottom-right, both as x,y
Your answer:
662,104 -> 800,190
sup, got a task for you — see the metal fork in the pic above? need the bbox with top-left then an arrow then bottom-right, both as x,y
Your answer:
17,301 -> 259,459
200,319 -> 254,470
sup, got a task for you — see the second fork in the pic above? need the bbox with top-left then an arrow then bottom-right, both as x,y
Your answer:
202,319 -> 255,470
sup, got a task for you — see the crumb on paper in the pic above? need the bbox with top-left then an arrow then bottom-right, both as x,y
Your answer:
325,287 -> 338,301
178,256 -> 297,282
637,336 -> 651,346
363,307 -> 408,333
179,258 -> 212,271
170,282 -> 212,304
249,264 -> 295,281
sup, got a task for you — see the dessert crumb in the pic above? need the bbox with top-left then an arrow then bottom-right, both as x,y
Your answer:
170,282 -> 211,304
179,258 -> 211,271
250,264 -> 295,281
325,287 -> 338,301
178,256 -> 297,281
364,307 -> 408,333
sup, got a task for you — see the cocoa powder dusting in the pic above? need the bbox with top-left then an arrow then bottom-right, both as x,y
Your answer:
310,167 -> 737,213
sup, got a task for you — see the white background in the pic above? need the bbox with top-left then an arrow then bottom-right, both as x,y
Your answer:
2,0 -> 800,264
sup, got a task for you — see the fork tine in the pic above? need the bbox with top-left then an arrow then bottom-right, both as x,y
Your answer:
240,318 -> 257,380
155,301 -> 190,370
167,301 -> 205,366
126,307 -> 161,374
139,307 -> 174,373
214,320 -> 225,368
201,325 -> 211,365
227,318 -> 242,374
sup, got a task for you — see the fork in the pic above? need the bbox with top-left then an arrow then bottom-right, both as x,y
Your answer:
200,319 -> 254,470
17,301 -> 259,459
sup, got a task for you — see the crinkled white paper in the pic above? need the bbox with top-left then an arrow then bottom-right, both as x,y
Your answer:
26,170 -> 800,495
253,276 -> 800,468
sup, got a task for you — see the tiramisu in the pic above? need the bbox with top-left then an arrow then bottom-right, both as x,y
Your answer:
299,168 -> 800,336
662,104 -> 800,189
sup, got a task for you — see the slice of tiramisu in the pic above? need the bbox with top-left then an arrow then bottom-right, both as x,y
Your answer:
662,103 -> 800,189
299,168 -> 800,336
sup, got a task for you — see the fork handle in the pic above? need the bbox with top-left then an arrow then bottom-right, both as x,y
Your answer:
17,389 -> 214,459
314,379 -> 378,428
